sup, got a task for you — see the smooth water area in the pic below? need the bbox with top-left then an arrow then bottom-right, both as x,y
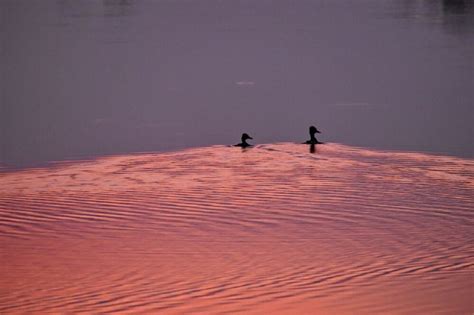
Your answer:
0,143 -> 473,313
1,0 -> 473,167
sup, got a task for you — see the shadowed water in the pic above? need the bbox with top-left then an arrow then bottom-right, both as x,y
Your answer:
1,144 -> 472,314
1,0 -> 473,167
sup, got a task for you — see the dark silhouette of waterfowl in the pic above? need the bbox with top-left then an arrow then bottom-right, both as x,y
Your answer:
234,133 -> 253,148
304,126 -> 323,144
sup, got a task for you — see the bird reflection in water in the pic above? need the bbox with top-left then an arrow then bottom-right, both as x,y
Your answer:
304,125 -> 323,153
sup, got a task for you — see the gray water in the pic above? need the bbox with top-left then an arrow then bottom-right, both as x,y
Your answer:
1,0 -> 473,166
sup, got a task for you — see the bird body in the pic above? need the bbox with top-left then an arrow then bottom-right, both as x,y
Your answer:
304,126 -> 323,144
235,133 -> 253,148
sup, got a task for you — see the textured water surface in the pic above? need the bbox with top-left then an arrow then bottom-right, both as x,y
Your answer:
0,143 -> 473,314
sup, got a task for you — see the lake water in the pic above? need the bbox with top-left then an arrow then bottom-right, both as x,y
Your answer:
1,0 -> 473,167
1,143 -> 473,313
1,1 -> 473,314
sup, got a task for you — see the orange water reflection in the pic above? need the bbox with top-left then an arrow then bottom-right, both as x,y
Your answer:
1,143 -> 473,313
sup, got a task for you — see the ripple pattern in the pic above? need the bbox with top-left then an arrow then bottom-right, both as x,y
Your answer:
0,143 -> 473,314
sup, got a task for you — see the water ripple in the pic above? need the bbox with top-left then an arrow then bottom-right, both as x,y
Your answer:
1,143 -> 473,314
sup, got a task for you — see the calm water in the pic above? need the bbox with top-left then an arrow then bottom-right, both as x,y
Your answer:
1,0 -> 473,167
1,144 -> 473,313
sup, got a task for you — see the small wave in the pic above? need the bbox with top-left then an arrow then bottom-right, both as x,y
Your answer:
0,143 -> 472,313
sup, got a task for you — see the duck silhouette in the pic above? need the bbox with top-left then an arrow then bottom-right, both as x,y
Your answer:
234,133 -> 253,148
304,126 -> 323,144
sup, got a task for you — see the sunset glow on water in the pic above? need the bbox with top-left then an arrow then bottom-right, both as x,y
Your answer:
1,143 -> 472,314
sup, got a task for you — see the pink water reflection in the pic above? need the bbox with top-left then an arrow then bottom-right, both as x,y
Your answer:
1,143 -> 473,313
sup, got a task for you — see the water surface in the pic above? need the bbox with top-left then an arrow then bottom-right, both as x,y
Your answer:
1,143 -> 472,313
1,0 -> 473,166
